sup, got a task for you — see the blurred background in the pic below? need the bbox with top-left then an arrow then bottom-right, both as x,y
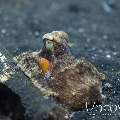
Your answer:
0,0 -> 119,57
0,0 -> 120,120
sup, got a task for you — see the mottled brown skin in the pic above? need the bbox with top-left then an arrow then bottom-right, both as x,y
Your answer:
41,31 -> 105,110
15,31 -> 105,111
48,57 -> 105,111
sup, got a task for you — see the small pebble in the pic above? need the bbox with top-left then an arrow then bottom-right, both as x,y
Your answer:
34,31 -> 40,37
1,29 -> 7,34
98,49 -> 103,53
0,52 -> 2,57
103,35 -> 108,40
0,55 -> 6,62
86,38 -> 91,43
102,1 -> 112,13
104,83 -> 112,88
113,52 -> 117,56
78,28 -> 85,33
106,54 -> 111,59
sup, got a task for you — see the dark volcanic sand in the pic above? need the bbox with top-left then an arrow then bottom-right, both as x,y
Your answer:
0,0 -> 120,120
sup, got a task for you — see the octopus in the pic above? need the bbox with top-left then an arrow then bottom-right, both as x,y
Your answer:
14,31 -> 105,112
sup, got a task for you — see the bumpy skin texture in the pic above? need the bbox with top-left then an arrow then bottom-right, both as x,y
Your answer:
15,31 -> 105,111
49,57 -> 105,111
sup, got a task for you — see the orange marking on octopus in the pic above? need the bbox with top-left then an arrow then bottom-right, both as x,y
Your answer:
38,58 -> 53,74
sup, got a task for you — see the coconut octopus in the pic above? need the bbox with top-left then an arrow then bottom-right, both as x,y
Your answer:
14,31 -> 105,112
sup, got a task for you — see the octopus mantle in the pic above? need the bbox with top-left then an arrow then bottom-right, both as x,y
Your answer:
14,51 -> 105,111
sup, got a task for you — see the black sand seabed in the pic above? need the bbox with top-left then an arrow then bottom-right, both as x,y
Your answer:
0,0 -> 120,120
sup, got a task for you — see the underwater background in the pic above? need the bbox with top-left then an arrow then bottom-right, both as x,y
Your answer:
0,0 -> 120,120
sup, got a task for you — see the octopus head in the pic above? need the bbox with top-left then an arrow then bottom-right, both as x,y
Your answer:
42,31 -> 71,57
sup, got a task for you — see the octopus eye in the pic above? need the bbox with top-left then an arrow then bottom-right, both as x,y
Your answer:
45,40 -> 54,52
